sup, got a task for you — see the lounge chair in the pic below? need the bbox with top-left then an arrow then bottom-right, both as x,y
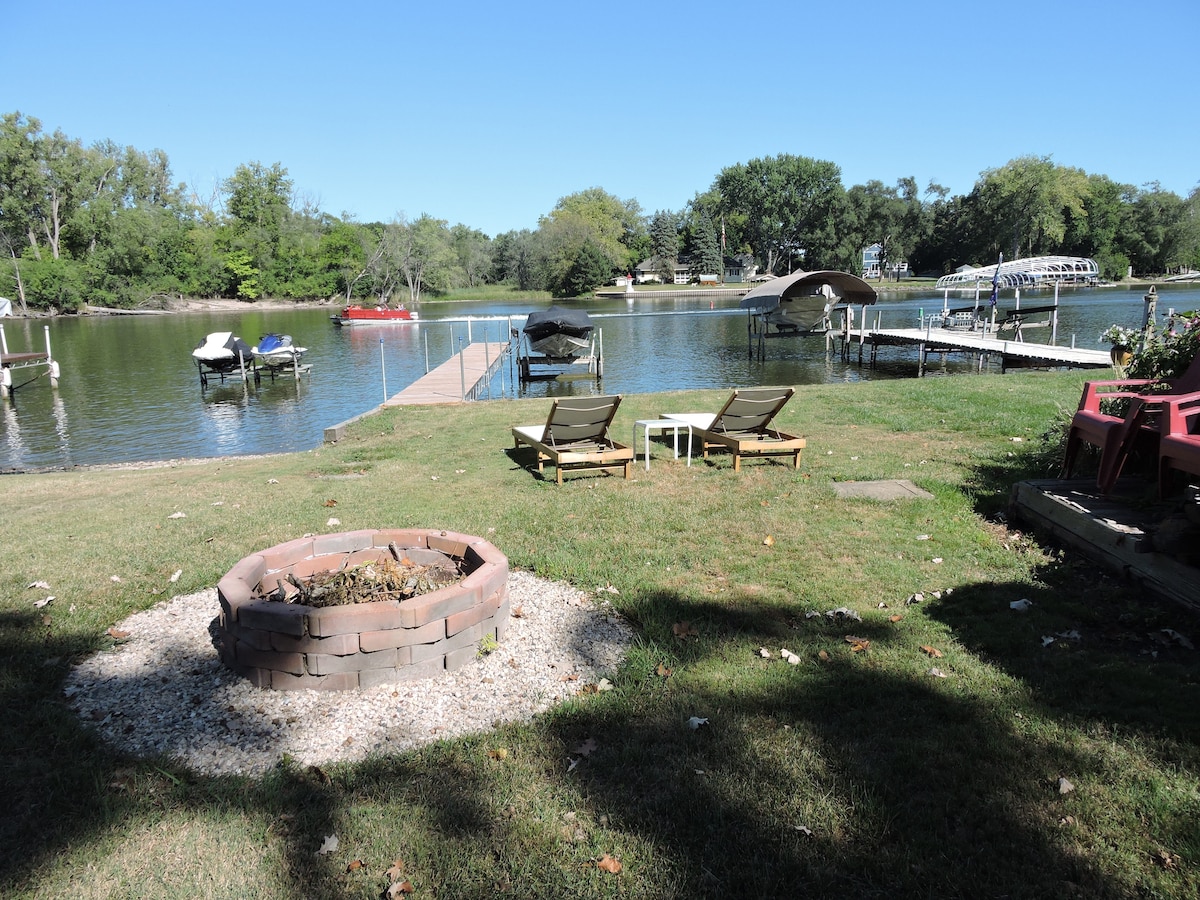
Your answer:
1158,390 -> 1200,497
511,395 -> 633,484
663,387 -> 806,472
1061,351 -> 1200,493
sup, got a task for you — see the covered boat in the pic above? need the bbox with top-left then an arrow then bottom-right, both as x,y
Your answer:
192,332 -> 255,386
739,270 -> 877,333
522,305 -> 595,358
331,304 -> 419,325
252,333 -> 306,369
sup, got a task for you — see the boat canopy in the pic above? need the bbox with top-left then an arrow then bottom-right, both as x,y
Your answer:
934,256 -> 1099,290
739,270 -> 878,311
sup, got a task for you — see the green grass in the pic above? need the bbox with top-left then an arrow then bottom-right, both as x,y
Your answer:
2,371 -> 1198,898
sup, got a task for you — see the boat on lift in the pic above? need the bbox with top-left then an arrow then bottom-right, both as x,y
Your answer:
522,306 -> 595,357
192,332 -> 255,386
330,303 -> 419,326
252,333 -> 307,369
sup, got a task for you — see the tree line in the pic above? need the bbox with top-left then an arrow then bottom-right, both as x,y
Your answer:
1,110 -> 1196,312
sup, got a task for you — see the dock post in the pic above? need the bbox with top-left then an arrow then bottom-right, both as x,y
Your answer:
458,337 -> 466,401
44,326 -> 59,388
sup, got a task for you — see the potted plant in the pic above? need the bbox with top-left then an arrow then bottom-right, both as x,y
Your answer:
1100,324 -> 1142,367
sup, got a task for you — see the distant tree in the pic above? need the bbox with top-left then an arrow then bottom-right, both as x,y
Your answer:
715,154 -> 846,273
649,210 -> 679,283
561,240 -> 613,296
449,223 -> 493,288
383,213 -> 455,303
689,211 -> 723,280
972,156 -> 1089,259
491,229 -> 540,291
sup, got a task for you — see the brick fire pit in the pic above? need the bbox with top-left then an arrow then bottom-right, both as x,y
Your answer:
216,529 -> 508,691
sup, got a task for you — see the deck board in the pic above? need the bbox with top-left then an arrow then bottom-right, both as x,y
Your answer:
1009,478 -> 1200,614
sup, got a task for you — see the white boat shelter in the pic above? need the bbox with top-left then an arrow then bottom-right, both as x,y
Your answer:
935,256 -> 1099,290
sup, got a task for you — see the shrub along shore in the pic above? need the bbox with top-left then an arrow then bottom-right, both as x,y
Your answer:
2,373 -> 1198,899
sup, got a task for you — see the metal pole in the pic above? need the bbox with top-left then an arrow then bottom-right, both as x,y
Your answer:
484,336 -> 491,400
380,337 -> 387,401
1051,282 -> 1060,345
459,337 -> 466,401
424,331 -> 430,373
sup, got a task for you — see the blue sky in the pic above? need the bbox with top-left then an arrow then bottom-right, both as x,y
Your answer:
4,0 -> 1195,238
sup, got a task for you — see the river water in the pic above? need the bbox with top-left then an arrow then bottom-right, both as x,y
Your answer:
3,284 -> 1197,470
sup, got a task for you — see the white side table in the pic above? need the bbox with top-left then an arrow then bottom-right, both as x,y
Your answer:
633,419 -> 693,470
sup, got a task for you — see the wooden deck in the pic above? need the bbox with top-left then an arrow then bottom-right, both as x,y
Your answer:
1009,478 -> 1200,614
383,341 -> 510,406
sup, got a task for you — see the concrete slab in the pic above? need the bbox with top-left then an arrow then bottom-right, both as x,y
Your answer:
831,479 -> 934,500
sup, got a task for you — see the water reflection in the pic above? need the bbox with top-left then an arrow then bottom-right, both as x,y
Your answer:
1,285 -> 1198,469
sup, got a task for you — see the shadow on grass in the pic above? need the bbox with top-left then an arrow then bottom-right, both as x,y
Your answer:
530,589 -> 1166,898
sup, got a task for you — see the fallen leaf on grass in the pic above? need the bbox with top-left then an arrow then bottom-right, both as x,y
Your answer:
573,738 -> 597,757
920,645 -> 943,658
34,595 -> 55,609
672,621 -> 699,640
792,824 -> 813,836
559,673 -> 580,682
888,614 -> 903,623
687,716 -> 709,730
595,854 -> 622,874
317,834 -> 338,855
1010,599 -> 1033,611
167,511 -> 186,519
817,650 -> 830,662
326,517 -> 341,527
386,880 -> 415,897
385,859 -> 406,880
762,534 -> 775,547
928,667 -> 947,678
780,648 -> 800,665
487,748 -> 509,760
1057,777 -> 1075,795
1152,848 -> 1180,869
107,627 -> 131,640
758,647 -> 772,659
27,580 -> 51,590
654,662 -> 673,678
344,859 -> 364,872
845,635 -> 870,652
1161,628 -> 1195,650
169,569 -> 182,583
323,498 -> 338,507
510,605 -> 524,618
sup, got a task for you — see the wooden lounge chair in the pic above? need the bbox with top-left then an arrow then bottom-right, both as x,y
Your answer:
511,395 -> 633,484
664,387 -> 806,472
1158,390 -> 1200,497
1061,351 -> 1200,493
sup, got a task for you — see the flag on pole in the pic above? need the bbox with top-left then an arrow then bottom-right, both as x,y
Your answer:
720,215 -> 726,252
989,252 -> 1003,308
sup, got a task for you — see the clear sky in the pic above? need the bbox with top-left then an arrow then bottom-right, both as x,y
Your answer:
4,0 -> 1195,238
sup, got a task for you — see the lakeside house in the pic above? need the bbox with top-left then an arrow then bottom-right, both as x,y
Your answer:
634,254 -> 758,285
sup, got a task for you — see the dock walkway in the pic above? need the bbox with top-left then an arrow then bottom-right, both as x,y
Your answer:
384,341 -> 511,406
841,325 -> 1111,375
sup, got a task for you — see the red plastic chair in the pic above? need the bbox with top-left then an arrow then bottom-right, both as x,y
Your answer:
1061,351 -> 1200,492
1157,390 -> 1200,496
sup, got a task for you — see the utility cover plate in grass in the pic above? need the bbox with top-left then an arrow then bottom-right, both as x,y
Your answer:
831,479 -> 933,501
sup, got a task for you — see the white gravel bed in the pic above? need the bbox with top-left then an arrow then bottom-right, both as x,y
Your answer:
63,571 -> 633,777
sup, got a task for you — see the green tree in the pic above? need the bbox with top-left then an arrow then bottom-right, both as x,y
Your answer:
383,213 -> 455,303
649,210 -> 679,283
973,156 -> 1090,260
561,240 -> 613,296
449,224 -> 493,288
715,154 -> 846,273
689,211 -> 723,280
540,187 -> 646,273
491,229 -> 540,291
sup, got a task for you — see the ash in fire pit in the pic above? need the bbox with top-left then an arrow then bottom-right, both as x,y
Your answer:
217,529 -> 508,691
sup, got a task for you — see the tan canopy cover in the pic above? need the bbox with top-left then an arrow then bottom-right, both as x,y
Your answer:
739,270 -> 878,310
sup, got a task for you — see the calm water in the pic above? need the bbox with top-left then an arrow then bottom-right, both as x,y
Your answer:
3,284 -> 1197,470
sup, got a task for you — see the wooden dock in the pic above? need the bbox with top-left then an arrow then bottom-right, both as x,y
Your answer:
383,341 -> 510,406
840,325 -> 1111,376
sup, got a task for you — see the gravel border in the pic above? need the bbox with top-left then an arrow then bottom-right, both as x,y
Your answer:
64,571 -> 633,777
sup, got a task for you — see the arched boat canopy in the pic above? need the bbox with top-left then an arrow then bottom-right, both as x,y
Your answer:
934,256 -> 1099,290
739,270 -> 878,311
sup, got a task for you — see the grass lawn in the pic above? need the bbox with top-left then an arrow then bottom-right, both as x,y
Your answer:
2,371 -> 1198,898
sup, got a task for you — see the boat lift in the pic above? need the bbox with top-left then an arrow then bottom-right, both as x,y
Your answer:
1,324 -> 59,399
516,328 -> 603,382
